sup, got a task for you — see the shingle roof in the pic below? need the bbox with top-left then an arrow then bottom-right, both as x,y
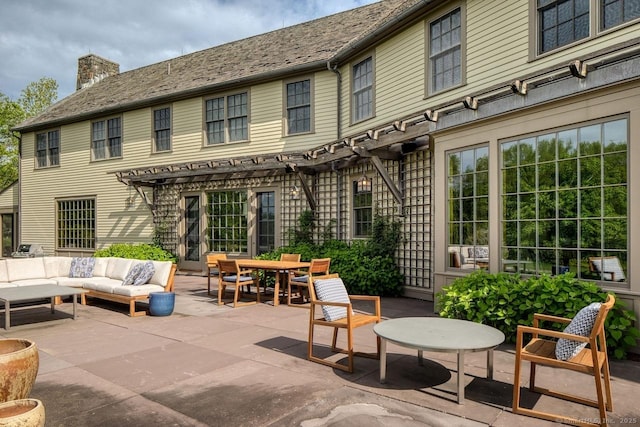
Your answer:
15,0 -> 426,132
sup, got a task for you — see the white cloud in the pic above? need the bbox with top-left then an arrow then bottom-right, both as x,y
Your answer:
0,0 -> 377,100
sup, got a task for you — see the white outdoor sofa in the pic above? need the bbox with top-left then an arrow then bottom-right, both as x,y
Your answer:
0,256 -> 176,317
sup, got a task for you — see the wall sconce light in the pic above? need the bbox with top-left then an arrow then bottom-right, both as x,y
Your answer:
356,173 -> 372,193
290,185 -> 300,200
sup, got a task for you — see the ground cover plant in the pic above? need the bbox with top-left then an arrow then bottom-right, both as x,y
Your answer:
94,243 -> 177,263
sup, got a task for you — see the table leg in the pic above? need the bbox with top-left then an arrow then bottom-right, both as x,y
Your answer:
4,300 -> 9,330
273,271 -> 280,307
73,294 -> 78,319
418,349 -> 423,366
50,297 -> 55,314
457,351 -> 465,404
379,338 -> 387,383
487,349 -> 494,380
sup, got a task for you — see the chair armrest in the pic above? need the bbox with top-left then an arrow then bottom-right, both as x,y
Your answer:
238,269 -> 255,276
348,295 -> 381,316
310,300 -> 351,308
533,313 -> 571,328
516,324 -> 590,343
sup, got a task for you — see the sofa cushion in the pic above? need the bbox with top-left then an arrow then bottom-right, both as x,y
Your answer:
6,258 -> 46,281
148,261 -> 173,287
69,257 -> 96,278
92,257 -> 110,277
555,302 -> 601,361
105,258 -> 134,281
113,284 -> 165,297
0,260 -> 7,282
122,262 -> 144,286
11,279 -> 58,286
133,262 -> 155,286
54,277 -> 95,288
44,257 -> 72,278
0,282 -> 18,289
83,281 -> 121,293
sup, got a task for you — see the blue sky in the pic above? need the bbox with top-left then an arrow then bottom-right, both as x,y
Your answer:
0,0 -> 377,101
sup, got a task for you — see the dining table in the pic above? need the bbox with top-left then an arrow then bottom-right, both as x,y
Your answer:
234,259 -> 310,306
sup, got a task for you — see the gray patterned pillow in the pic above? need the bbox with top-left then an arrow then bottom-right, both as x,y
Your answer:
69,257 -> 96,278
133,261 -> 155,286
122,263 -> 144,286
555,302 -> 601,361
313,278 -> 350,321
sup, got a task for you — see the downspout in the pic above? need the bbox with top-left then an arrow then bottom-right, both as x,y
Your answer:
327,61 -> 343,239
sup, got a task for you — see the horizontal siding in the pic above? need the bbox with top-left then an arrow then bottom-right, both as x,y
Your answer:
0,183 -> 18,210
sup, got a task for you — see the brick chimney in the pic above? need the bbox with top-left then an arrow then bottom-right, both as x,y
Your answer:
76,54 -> 119,90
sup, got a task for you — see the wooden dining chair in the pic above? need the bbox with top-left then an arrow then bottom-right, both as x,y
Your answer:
287,257 -> 330,307
206,253 -> 227,295
307,273 -> 381,373
512,294 -> 615,427
216,259 -> 261,308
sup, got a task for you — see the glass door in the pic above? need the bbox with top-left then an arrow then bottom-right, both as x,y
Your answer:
181,195 -> 201,270
1,214 -> 14,258
256,192 -> 275,255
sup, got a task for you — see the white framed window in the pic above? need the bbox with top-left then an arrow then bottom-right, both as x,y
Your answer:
35,129 -> 60,168
153,106 -> 171,152
285,79 -> 312,135
204,92 -> 249,145
429,7 -> 463,94
352,56 -> 374,123
92,117 -> 122,161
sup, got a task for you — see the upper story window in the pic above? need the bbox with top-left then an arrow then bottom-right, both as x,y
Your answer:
447,146 -> 489,269
353,176 -> 373,237
429,7 -> 462,93
92,117 -> 122,161
538,0 -> 590,54
286,79 -> 311,135
35,130 -> 60,168
205,92 -> 249,145
153,107 -> 171,152
352,56 -> 374,123
601,0 -> 640,29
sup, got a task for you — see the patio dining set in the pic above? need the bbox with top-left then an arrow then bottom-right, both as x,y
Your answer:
204,252 -> 618,427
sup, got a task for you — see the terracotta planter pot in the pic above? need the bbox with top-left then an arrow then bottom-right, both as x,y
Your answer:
0,339 -> 39,403
0,399 -> 45,427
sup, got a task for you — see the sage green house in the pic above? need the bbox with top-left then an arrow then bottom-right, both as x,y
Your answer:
12,0 -> 640,323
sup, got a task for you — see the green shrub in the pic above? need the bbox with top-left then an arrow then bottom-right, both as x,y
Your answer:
94,243 -> 177,263
436,270 -> 640,359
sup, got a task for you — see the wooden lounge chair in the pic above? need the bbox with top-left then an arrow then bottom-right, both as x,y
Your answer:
307,273 -> 381,372
287,258 -> 330,307
216,259 -> 261,308
512,294 -> 615,427
206,253 -> 227,295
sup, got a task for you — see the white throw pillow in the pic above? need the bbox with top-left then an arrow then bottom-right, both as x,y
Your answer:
313,278 -> 351,321
555,302 -> 601,361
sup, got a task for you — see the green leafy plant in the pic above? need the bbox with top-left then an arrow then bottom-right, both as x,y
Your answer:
94,243 -> 177,263
436,270 -> 640,359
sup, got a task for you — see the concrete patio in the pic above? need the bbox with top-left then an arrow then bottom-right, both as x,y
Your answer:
1,273 -> 639,426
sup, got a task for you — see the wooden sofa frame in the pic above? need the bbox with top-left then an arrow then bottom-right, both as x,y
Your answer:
83,264 -> 177,317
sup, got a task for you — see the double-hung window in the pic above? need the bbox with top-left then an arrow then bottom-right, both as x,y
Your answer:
537,0 -> 590,54
352,56 -> 373,123
353,178 -> 373,237
601,0 -> 640,30
501,117 -> 628,282
286,79 -> 311,135
429,7 -> 462,93
204,92 -> 249,145
92,117 -> 122,160
153,107 -> 171,152
35,130 -> 60,168
57,198 -> 96,250
447,146 -> 489,269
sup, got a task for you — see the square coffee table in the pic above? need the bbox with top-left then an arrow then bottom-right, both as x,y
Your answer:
0,284 -> 86,330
